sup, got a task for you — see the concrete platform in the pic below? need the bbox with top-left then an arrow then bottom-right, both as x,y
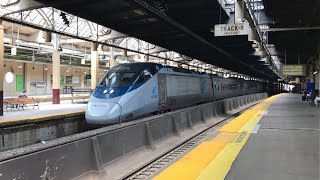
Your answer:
0,99 -> 86,123
226,93 -> 320,180
0,99 -> 87,151
155,93 -> 319,180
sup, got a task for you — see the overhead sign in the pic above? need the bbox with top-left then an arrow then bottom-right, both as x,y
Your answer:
214,23 -> 249,37
283,65 -> 306,76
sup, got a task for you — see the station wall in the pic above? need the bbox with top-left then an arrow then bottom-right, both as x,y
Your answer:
2,61 -> 106,97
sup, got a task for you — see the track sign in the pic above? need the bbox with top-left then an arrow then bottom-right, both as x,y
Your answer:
214,23 -> 249,37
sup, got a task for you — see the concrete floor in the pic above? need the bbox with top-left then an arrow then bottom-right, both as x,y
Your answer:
226,93 -> 320,180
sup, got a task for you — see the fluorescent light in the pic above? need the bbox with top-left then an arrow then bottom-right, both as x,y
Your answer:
11,47 -> 17,55
133,9 -> 147,16
313,71 -> 318,74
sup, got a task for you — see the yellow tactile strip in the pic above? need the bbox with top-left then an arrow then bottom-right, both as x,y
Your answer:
209,132 -> 239,143
0,110 -> 85,127
155,94 -> 282,180
219,110 -> 258,133
154,142 -> 227,180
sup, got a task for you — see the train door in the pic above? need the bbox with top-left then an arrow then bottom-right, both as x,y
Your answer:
158,74 -> 167,107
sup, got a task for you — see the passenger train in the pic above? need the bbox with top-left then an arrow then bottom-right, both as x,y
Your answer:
85,62 -> 265,126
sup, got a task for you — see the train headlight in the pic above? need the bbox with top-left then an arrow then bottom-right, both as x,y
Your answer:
103,89 -> 108,93
110,89 -> 114,94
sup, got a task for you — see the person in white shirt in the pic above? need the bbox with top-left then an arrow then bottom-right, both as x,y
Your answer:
314,89 -> 320,106
314,96 -> 320,106
18,89 -> 27,98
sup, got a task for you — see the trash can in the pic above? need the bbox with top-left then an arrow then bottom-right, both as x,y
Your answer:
67,86 -> 73,94
63,86 -> 67,94
70,86 -> 74,94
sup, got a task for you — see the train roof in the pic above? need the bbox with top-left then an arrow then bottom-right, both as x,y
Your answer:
110,62 -> 163,72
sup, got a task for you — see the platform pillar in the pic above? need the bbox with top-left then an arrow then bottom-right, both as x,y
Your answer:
109,58 -> 117,68
235,0 -> 245,23
144,54 -> 149,62
91,44 -> 99,90
52,50 -> 60,104
123,50 -> 128,61
316,52 -> 320,89
0,23 -> 4,116
109,46 -> 117,68
248,26 -> 258,42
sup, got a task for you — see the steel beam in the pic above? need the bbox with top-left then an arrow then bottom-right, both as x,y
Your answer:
263,26 -> 320,32
0,0 -> 44,17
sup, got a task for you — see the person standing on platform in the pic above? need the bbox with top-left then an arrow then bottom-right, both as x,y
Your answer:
314,89 -> 320,106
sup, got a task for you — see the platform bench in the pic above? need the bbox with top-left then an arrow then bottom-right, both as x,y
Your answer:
19,98 -> 40,109
3,98 -> 21,110
71,89 -> 91,104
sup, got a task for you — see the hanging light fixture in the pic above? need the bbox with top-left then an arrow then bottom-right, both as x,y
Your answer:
18,64 -> 22,69
57,45 -> 63,52
47,54 -> 51,61
44,66 -> 48,71
32,52 -> 35,62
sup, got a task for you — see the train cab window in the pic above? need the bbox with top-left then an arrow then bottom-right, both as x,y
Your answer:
134,69 -> 152,84
100,72 -> 136,86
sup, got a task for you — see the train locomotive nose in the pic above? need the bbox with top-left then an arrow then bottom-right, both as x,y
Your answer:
85,102 -> 121,125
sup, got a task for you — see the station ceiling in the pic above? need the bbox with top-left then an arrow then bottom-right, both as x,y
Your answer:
263,0 -> 320,64
36,0 -> 279,80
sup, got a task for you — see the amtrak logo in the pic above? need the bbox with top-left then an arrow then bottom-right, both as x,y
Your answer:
152,86 -> 157,95
151,86 -> 158,98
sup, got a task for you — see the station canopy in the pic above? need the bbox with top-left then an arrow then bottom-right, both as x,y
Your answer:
0,0 -> 276,81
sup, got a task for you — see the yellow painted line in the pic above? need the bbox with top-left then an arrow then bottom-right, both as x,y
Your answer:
155,94 -> 283,180
219,110 -> 258,132
154,142 -> 227,180
210,132 -> 239,143
197,94 -> 282,180
239,110 -> 264,133
0,110 -> 85,124
196,132 -> 251,180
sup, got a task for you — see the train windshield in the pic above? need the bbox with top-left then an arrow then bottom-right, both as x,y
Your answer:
100,63 -> 161,87
100,72 -> 136,86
